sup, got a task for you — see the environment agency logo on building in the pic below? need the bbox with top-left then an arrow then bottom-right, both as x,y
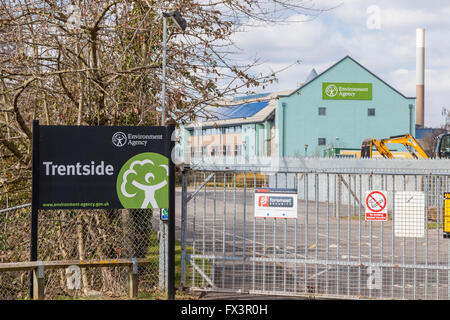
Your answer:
322,82 -> 373,100
325,84 -> 339,97
116,152 -> 169,209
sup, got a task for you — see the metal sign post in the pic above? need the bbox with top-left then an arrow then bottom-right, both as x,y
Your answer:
30,120 -> 40,299
167,124 -> 176,300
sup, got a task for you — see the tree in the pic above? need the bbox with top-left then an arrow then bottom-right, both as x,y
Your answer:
0,0 -> 332,296
418,107 -> 450,156
442,107 -> 450,131
0,0 -> 333,208
1,1 -> 333,176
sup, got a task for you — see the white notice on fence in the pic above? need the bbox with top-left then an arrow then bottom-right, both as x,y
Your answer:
254,188 -> 298,219
394,191 -> 425,238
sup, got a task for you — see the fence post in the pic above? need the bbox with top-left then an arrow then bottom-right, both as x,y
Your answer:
167,124 -> 176,300
180,167 -> 188,289
128,258 -> 138,299
33,261 -> 44,300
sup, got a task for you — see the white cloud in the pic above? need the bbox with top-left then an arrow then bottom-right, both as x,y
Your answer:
229,0 -> 450,127
381,8 -> 439,30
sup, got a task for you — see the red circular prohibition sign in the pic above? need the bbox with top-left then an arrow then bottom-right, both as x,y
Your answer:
366,191 -> 387,212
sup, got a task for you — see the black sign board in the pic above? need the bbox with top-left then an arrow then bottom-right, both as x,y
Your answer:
30,120 -> 176,300
36,124 -> 171,209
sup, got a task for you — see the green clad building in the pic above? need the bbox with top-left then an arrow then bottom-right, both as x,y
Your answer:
276,56 -> 415,157
180,56 -> 416,160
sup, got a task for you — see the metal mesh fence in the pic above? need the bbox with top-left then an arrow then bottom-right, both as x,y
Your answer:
0,271 -> 30,300
38,209 -> 159,299
1,204 -> 161,299
3,161 -> 450,300
0,203 -> 31,300
182,170 -> 450,300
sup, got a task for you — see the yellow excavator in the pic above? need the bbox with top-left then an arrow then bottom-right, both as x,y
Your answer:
361,133 -> 450,159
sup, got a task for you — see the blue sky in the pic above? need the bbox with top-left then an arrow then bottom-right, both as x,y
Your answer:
230,0 -> 450,128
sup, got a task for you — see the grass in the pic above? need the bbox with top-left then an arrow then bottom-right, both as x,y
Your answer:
147,232 -> 212,289
55,289 -> 199,300
427,222 -> 444,230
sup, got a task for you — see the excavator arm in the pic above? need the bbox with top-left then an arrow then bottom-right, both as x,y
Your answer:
361,138 -> 394,159
381,134 -> 429,159
362,133 -> 450,159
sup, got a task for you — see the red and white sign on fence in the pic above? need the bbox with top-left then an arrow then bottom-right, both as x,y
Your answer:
254,188 -> 298,219
365,190 -> 388,221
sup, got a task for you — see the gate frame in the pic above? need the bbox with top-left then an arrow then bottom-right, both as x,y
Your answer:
180,158 -> 450,299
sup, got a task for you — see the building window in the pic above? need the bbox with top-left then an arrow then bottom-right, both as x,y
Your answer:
318,107 -> 326,116
234,144 -> 241,156
318,138 -> 326,146
368,108 -> 376,116
224,126 -> 235,134
226,145 -> 232,157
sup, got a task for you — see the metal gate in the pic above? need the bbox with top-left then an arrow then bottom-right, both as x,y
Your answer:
180,158 -> 450,299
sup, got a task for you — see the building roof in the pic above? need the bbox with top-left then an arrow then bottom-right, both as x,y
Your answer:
208,100 -> 270,120
305,68 -> 318,83
185,55 -> 415,130
185,90 -> 293,129
278,55 -> 416,100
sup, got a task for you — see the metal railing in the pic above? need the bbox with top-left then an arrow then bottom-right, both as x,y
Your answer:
0,258 -> 151,299
1,205 -> 160,299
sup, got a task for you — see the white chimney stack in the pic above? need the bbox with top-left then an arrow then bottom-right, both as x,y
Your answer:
416,28 -> 425,128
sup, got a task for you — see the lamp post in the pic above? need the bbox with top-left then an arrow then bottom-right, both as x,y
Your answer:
161,10 -> 187,125
159,9 -> 186,301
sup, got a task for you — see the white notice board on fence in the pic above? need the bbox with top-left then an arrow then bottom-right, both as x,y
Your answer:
254,188 -> 297,219
394,191 -> 425,238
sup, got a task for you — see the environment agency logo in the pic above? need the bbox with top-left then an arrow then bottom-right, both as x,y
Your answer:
325,84 -> 338,97
116,152 -> 169,209
112,132 -> 127,147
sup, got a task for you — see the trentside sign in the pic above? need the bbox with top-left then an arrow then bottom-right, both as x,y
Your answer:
35,124 -> 172,210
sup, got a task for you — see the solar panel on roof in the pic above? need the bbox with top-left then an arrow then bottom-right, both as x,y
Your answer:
208,105 -> 235,119
236,101 -> 269,118
233,92 -> 272,101
207,100 -> 269,121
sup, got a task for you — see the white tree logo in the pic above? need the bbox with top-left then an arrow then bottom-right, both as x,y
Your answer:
117,153 -> 169,208
325,84 -> 338,97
